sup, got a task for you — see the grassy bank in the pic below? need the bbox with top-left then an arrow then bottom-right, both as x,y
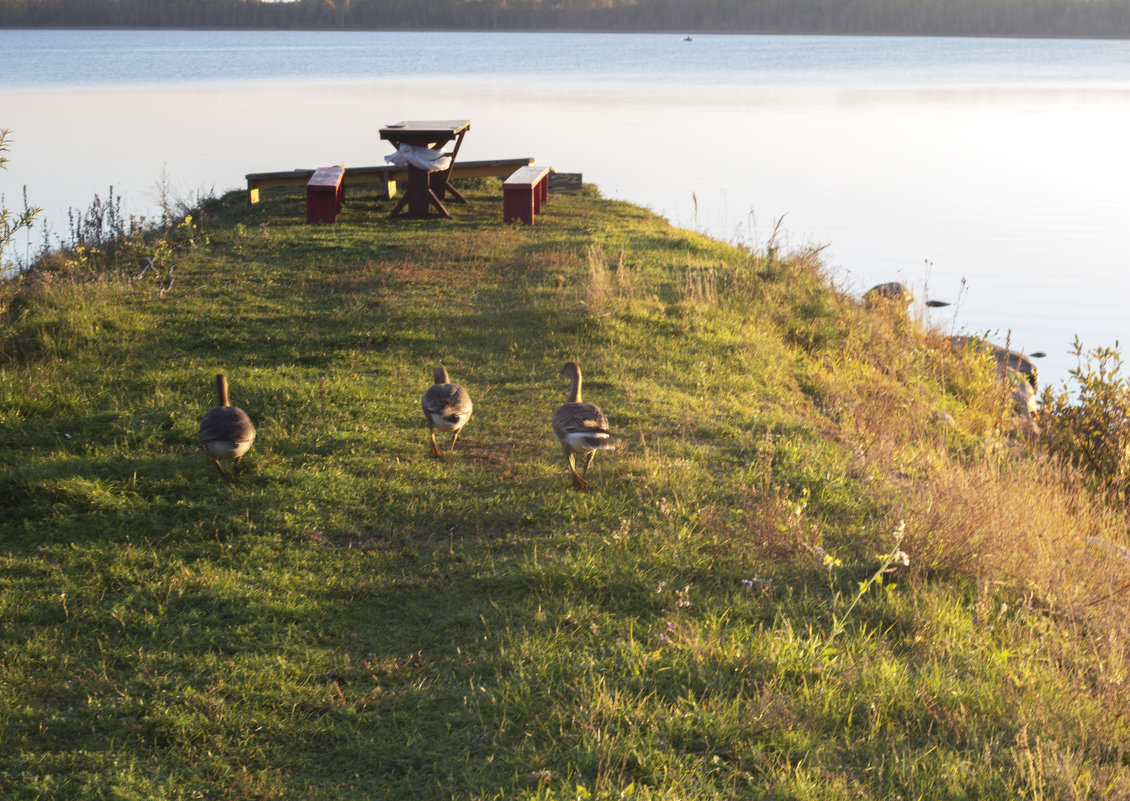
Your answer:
1,180 -> 1128,800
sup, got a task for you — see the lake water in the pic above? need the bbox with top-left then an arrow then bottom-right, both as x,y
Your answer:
2,29 -> 1129,388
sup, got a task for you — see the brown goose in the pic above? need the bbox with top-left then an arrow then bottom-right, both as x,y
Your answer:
552,361 -> 617,490
199,374 -> 256,479
422,365 -> 473,458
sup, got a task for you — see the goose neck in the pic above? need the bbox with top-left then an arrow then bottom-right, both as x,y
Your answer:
568,372 -> 582,404
215,375 -> 230,407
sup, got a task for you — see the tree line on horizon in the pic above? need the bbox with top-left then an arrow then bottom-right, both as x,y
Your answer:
1,0 -> 1128,38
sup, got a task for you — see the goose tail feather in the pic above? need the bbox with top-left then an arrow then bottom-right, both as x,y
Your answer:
563,431 -> 619,451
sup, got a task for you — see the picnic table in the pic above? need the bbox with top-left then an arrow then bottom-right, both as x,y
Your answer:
379,119 -> 471,219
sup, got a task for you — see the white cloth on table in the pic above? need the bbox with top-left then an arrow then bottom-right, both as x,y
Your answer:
384,144 -> 452,173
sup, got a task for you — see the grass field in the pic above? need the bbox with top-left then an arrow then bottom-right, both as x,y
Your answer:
1,179 -> 1128,799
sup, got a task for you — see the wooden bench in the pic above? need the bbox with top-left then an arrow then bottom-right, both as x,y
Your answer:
246,158 -> 536,205
306,166 -> 346,224
503,165 -> 551,225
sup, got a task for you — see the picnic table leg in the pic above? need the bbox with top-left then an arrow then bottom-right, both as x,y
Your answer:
390,166 -> 453,219
432,128 -> 469,205
407,165 -> 431,217
389,164 -> 434,218
427,188 -> 452,219
390,193 -> 410,217
430,171 -> 468,206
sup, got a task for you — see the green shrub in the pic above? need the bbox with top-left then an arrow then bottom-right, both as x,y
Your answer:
1040,336 -> 1130,495
0,128 -> 41,275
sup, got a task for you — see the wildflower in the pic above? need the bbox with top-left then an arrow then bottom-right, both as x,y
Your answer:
742,579 -> 754,588
658,634 -> 669,645
666,621 -> 676,632
813,546 -> 842,569
881,521 -> 910,571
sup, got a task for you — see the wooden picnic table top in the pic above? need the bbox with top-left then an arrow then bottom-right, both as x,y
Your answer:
379,120 -> 471,142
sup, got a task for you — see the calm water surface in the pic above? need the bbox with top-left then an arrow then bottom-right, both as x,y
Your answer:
2,29 -> 1129,386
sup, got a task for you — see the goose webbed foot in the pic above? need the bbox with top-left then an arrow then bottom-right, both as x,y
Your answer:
568,453 -> 591,491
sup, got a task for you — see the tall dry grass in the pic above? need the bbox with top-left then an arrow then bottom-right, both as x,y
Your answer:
584,242 -> 616,313
811,290 -> 1130,709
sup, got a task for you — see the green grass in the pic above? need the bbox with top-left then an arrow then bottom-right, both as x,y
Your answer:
1,179 -> 1128,799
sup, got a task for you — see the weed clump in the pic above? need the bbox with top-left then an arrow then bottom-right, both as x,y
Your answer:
0,128 -> 42,276
1041,336 -> 1130,496
0,187 -> 217,363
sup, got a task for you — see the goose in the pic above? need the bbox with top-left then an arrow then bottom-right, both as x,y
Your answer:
199,374 -> 256,479
422,365 -> 473,458
948,335 -> 1040,390
552,361 -> 617,490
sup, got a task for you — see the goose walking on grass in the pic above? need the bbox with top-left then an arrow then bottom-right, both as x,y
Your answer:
552,361 -> 617,491
422,365 -> 473,458
199,374 -> 256,480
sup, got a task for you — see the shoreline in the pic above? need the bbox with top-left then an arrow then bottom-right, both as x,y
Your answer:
3,25 -> 1130,41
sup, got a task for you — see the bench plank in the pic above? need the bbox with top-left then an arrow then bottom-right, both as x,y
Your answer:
504,165 -> 551,188
247,158 -> 535,204
503,165 -> 551,224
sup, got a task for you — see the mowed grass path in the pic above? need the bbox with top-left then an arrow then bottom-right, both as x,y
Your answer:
1,182 -> 1128,799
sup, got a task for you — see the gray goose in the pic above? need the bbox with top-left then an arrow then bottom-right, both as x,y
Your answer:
199,374 -> 256,479
422,365 -> 473,458
552,361 -> 616,490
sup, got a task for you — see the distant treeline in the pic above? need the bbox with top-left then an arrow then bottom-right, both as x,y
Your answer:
2,0 -> 1129,38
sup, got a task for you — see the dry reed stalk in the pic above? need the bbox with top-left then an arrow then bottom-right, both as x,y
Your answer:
614,248 -> 634,301
584,243 -> 614,312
